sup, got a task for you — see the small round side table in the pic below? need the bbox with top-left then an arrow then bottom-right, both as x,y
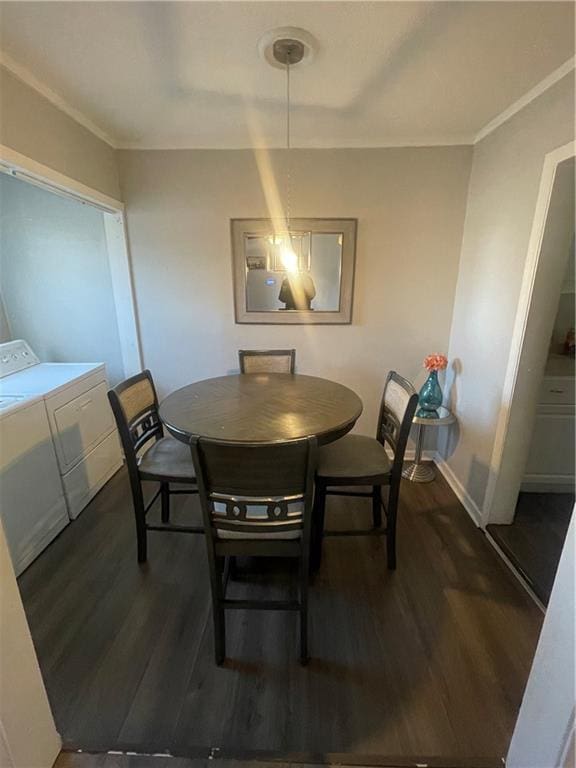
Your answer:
402,405 -> 456,483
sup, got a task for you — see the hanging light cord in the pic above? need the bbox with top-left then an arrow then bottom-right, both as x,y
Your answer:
286,52 -> 291,150
285,52 -> 292,234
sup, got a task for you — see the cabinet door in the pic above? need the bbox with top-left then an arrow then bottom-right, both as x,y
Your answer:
525,411 -> 575,478
52,381 -> 114,470
539,377 -> 575,406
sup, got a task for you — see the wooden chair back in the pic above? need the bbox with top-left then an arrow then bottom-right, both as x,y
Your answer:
376,371 -> 418,479
190,437 -> 316,541
239,349 -> 296,374
108,370 -> 163,468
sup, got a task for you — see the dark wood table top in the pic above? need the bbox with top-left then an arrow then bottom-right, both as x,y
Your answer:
159,373 -> 363,445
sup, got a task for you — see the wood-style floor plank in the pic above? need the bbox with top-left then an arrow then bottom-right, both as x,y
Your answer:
19,466 -> 541,763
55,751 -> 502,768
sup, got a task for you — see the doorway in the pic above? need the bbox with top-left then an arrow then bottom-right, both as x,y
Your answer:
0,145 -> 142,380
484,148 -> 575,603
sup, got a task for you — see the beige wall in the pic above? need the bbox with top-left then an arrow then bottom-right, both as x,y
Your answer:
119,146 -> 472,436
442,73 -> 575,515
0,66 -> 120,199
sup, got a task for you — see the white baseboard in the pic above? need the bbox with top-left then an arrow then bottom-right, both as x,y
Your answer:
485,531 -> 545,613
432,452 -> 483,528
521,474 -> 575,493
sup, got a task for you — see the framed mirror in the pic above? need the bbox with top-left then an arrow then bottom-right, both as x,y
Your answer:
231,218 -> 357,324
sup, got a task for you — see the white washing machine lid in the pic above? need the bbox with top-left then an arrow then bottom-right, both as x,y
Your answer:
0,362 -> 105,397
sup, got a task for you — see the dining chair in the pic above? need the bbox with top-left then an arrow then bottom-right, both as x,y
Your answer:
312,371 -> 418,571
108,370 -> 201,563
190,435 -> 317,665
238,348 -> 296,374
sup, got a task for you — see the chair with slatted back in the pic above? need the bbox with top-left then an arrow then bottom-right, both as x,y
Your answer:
108,370 -> 201,563
312,371 -> 418,571
190,435 -> 317,665
238,349 -> 296,374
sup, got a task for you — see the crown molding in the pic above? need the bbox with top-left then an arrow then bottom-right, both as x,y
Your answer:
1,48 -> 573,152
0,51 -> 117,148
474,56 -> 575,144
115,136 -> 475,151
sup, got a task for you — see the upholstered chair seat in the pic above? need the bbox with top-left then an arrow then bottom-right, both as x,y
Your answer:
317,434 -> 392,482
138,436 -> 196,482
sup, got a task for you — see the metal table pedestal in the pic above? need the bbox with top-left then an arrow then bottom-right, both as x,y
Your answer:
402,406 -> 456,483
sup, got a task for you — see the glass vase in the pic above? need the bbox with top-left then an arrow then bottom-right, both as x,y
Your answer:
417,370 -> 443,418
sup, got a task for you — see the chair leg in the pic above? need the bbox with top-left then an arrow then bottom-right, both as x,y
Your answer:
372,485 -> 382,528
311,481 -> 327,572
136,518 -> 147,563
222,556 -> 234,592
213,600 -> 226,666
210,556 -> 226,665
386,485 -> 399,570
299,552 -> 309,665
132,490 -> 147,563
160,482 -> 170,524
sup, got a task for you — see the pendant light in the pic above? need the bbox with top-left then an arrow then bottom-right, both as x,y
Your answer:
272,37 -> 305,272
272,37 -> 304,242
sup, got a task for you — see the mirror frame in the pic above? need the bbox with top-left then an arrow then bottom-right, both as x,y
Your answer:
231,217 -> 357,324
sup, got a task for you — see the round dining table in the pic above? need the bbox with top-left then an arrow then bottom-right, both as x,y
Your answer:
159,373 -> 363,445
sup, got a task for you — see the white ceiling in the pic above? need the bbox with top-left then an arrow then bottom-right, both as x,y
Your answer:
0,1 -> 574,149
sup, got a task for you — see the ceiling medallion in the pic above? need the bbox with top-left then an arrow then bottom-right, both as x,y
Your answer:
258,27 -> 318,70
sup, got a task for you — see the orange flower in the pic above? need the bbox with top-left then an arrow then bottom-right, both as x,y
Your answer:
424,354 -> 448,372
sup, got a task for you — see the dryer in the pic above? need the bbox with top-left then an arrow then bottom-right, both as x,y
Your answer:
0,340 -> 123,520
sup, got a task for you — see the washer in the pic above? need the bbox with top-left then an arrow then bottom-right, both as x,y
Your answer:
0,340 -> 123,522
0,392 -> 69,576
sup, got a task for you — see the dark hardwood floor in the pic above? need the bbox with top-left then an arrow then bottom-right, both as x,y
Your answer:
19,466 -> 541,764
488,491 -> 574,604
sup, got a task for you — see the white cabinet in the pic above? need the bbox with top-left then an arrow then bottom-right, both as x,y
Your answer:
538,375 -> 574,406
522,374 -> 575,492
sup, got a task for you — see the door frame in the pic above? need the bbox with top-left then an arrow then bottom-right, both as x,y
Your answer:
506,510 -> 575,767
483,140 -> 575,525
0,144 -> 143,378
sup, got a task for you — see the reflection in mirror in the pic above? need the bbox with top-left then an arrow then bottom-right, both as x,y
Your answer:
232,218 -> 356,324
245,231 -> 342,312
